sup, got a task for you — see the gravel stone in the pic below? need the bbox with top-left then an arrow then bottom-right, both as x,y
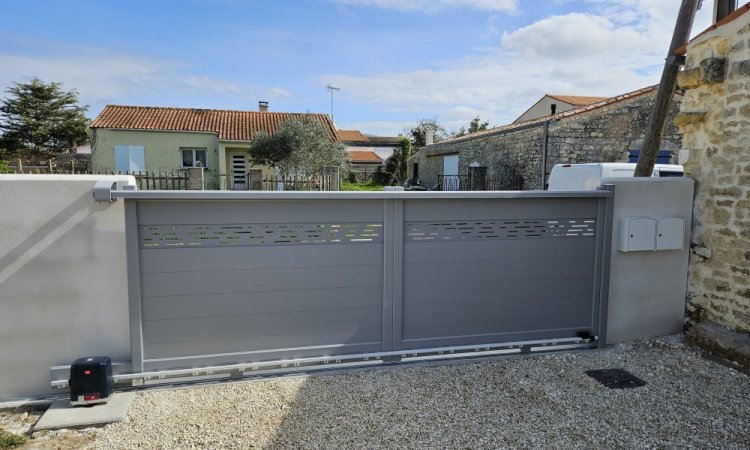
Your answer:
16,335 -> 750,449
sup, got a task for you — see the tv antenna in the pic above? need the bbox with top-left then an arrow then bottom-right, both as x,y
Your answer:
327,85 -> 340,123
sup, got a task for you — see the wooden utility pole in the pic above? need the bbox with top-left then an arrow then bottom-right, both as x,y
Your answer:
634,0 -> 700,177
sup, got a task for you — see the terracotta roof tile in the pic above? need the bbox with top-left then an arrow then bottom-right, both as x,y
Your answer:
547,94 -> 609,106
91,105 -> 338,142
337,129 -> 369,142
347,150 -> 383,163
429,85 -> 660,146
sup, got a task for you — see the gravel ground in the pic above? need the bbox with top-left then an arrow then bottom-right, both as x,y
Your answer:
5,334 -> 750,449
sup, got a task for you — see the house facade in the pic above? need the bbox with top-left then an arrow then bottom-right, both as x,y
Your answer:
90,104 -> 337,189
513,94 -> 608,123
675,3 -> 750,338
410,85 -> 683,190
337,129 -> 401,162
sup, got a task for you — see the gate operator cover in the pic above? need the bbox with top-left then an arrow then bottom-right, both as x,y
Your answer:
69,356 -> 114,406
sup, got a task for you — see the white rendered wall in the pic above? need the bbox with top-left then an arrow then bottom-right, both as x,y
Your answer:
0,175 -> 134,401
606,177 -> 694,343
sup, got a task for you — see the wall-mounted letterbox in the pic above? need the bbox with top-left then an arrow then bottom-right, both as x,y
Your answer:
618,217 -> 685,252
619,218 -> 656,252
656,217 -> 685,250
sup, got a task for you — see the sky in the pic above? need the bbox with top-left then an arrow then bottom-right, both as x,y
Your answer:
0,0 -> 713,136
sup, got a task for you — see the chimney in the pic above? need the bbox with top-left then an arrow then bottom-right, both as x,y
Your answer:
258,101 -> 269,112
425,127 -> 435,146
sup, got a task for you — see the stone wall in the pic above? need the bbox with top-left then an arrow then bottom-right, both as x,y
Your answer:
411,89 -> 682,190
676,11 -> 750,333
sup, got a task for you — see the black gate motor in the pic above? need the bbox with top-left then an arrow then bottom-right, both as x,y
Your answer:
69,356 -> 114,406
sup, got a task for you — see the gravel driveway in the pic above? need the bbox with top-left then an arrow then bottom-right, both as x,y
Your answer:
12,334 -> 750,449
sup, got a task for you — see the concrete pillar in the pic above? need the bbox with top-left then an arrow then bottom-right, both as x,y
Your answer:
187,167 -> 204,190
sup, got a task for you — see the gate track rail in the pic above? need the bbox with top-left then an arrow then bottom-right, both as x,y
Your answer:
52,336 -> 596,390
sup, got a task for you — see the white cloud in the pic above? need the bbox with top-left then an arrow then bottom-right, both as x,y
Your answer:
0,49 -> 173,106
500,13 -> 651,59
0,42 -> 296,115
328,0 -> 517,14
267,87 -> 292,98
322,0 -> 714,132
181,75 -> 243,94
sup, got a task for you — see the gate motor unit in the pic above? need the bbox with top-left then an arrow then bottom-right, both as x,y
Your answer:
69,356 -> 114,406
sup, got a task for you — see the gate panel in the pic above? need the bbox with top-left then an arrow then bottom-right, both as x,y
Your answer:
134,199 -> 386,370
400,197 -> 604,349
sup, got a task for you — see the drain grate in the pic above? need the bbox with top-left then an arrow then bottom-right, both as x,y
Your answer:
585,369 -> 646,389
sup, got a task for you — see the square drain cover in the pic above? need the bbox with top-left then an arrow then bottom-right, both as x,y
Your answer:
585,369 -> 646,389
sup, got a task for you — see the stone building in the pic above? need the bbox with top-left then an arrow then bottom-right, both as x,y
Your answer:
410,86 -> 682,190
676,4 -> 750,345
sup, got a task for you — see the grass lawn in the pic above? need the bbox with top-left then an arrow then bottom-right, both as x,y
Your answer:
341,180 -> 386,191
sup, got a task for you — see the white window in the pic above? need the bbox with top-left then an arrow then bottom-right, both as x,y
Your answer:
181,148 -> 208,168
114,145 -> 145,172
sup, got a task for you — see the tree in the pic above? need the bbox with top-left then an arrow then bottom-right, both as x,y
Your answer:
453,116 -> 490,138
249,117 -> 347,179
0,78 -> 89,160
382,137 -> 412,186
406,118 -> 448,148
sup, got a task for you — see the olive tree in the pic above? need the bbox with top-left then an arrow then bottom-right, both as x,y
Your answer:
249,117 -> 348,179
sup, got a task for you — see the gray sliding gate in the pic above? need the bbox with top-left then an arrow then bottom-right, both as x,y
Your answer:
116,190 -> 612,374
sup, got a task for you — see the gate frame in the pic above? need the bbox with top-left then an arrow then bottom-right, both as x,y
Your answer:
113,189 -> 614,374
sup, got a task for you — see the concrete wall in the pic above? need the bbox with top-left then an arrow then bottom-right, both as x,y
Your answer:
0,175 -> 694,399
605,178 -> 694,344
676,11 -> 750,333
0,175 -> 133,401
91,129 -> 221,189
412,90 -> 682,190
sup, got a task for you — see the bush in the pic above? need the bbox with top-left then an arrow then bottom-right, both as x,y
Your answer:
0,431 -> 26,449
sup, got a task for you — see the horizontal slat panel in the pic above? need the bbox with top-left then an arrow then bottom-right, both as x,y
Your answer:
403,276 -> 593,306
403,198 -> 599,221
143,307 -> 382,345
403,257 -> 593,285
142,265 -> 382,297
404,239 -> 595,264
138,200 -> 384,225
141,244 -> 383,273
144,329 -> 383,360
143,286 -> 383,320
402,295 -> 592,341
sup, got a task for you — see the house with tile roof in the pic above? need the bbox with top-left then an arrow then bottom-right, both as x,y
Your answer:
410,85 -> 683,190
513,94 -> 609,123
337,129 -> 402,162
346,149 -> 384,180
90,103 -> 337,189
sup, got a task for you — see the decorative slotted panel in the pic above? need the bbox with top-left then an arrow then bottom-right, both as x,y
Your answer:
140,222 -> 384,248
404,218 -> 596,242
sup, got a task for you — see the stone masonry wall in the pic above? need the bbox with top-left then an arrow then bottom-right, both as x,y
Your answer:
413,90 -> 682,190
677,12 -> 750,333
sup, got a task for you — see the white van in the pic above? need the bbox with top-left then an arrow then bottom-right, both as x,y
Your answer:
547,163 -> 684,191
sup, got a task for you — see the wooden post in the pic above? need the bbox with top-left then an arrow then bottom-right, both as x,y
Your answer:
634,0 -> 699,177
18,159 -> 22,174
49,160 -> 53,173
249,169 -> 263,190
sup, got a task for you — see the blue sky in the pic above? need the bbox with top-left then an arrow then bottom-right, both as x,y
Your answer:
0,0 -> 712,135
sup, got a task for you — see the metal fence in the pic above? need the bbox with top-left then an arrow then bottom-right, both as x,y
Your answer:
102,188 -> 612,374
438,171 -> 524,191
